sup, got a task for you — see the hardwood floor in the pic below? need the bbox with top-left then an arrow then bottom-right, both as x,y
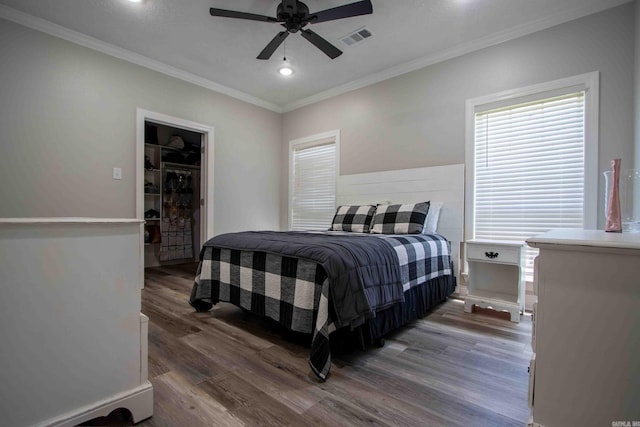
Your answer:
134,263 -> 532,427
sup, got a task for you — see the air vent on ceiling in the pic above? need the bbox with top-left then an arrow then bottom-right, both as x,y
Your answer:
340,27 -> 372,47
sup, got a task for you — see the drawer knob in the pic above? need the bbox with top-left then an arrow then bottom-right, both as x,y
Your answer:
485,251 -> 499,259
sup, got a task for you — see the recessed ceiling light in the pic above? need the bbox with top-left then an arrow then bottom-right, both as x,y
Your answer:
128,0 -> 143,3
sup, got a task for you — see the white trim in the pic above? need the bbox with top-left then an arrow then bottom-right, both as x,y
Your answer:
139,313 -> 149,384
464,71 -> 600,243
0,4 -> 281,113
288,130 -> 340,230
280,3 -> 626,112
0,217 -> 142,224
35,382 -> 153,427
136,109 -> 214,285
583,75 -> 600,229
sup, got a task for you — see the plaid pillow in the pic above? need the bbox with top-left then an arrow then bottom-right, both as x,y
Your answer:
370,202 -> 430,234
329,205 -> 377,232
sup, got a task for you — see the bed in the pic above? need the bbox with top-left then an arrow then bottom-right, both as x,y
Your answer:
189,164 -> 464,381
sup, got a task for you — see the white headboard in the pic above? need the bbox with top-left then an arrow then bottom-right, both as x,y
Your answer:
337,164 -> 464,281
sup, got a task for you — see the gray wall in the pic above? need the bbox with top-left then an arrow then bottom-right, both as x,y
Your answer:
2,4 -> 635,233
0,19 -> 282,235
282,3 -> 636,230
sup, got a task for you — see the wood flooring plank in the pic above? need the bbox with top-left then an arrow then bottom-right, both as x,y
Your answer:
471,341 -> 533,364
334,356 -> 524,426
198,373 -> 317,427
142,286 -> 196,318
313,368 -> 456,426
145,273 -> 197,295
130,264 -> 533,427
394,347 -> 530,422
146,323 -> 226,384
439,344 -> 530,384
302,395 -> 391,427
338,337 -> 529,422
416,317 -> 531,353
147,371 -> 243,427
198,314 -> 276,352
203,304 -> 313,356
147,350 -> 171,380
181,329 -> 328,415
142,302 -> 202,338
388,321 -> 530,386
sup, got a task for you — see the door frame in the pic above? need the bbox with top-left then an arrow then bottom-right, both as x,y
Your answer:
135,108 -> 214,287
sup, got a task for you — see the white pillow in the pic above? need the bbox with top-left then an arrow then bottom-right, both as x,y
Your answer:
423,201 -> 442,234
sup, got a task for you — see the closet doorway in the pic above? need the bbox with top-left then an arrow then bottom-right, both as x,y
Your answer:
136,109 -> 214,277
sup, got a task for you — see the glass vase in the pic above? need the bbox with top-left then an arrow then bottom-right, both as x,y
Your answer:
604,168 -> 640,232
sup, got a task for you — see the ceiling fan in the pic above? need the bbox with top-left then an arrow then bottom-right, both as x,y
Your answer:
209,0 -> 373,60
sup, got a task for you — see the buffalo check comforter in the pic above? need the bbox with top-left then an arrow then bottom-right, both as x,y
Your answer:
189,230 -> 452,380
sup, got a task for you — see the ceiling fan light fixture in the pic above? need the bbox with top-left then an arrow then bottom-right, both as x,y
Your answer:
278,54 -> 294,76
278,65 -> 294,76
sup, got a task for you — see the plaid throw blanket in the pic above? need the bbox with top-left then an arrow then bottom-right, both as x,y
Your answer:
190,231 -> 451,380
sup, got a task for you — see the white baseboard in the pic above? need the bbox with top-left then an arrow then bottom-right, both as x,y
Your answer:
36,382 -> 153,427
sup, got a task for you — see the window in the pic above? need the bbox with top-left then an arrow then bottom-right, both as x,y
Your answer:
466,73 -> 599,278
289,130 -> 340,231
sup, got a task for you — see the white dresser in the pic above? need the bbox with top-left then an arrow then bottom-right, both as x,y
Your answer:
464,240 -> 525,322
526,229 -> 640,427
0,218 -> 153,427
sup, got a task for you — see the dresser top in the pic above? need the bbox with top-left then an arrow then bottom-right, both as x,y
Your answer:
527,229 -> 640,250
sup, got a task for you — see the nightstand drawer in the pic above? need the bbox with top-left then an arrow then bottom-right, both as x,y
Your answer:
467,243 -> 521,265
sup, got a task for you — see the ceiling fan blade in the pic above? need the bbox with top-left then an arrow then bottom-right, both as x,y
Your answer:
257,31 -> 290,60
209,8 -> 276,23
300,29 -> 342,59
310,0 -> 372,24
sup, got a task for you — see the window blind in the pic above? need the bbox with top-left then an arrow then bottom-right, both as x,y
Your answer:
290,140 -> 337,231
473,92 -> 586,278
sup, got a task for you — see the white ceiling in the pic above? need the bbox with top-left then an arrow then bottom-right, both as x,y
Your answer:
0,0 -> 630,112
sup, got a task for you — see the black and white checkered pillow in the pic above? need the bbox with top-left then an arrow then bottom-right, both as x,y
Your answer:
370,202 -> 430,234
329,205 -> 377,232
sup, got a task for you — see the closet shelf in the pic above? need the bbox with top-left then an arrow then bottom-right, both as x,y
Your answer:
161,145 -> 199,154
163,161 -> 200,170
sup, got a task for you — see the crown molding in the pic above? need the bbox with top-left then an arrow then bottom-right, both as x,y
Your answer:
0,1 -> 629,115
0,4 -> 283,113
281,0 -> 630,112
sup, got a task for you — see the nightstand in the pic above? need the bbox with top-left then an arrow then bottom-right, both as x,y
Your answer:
464,239 -> 525,322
